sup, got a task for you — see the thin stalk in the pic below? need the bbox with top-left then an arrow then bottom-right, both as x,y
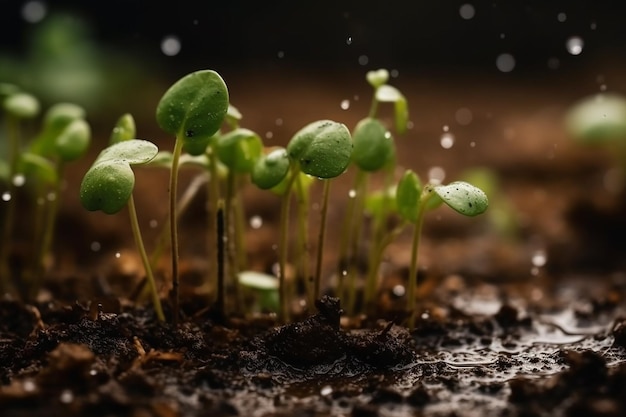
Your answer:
216,201 -> 226,317
208,149 -> 221,302
128,194 -> 165,321
295,175 -> 312,308
233,188 -> 247,271
168,137 -> 184,325
345,170 -> 368,315
29,164 -> 64,300
407,197 -> 429,329
0,116 -> 20,293
224,171 -> 239,307
278,168 -> 298,322
368,95 -> 379,118
313,179 -> 331,301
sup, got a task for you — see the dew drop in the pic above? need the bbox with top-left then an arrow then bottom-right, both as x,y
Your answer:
340,99 -> 350,110
249,215 -> 263,229
90,241 -> 101,252
341,270 -> 348,277
440,133 -> 455,149
23,380 -> 36,392
346,36 -> 353,45
496,53 -> 516,73
12,174 -> 25,187
348,189 -> 356,198
392,284 -> 406,297
22,1 -> 46,23
2,192 -> 11,202
161,35 -> 181,56
428,166 -> 446,185
115,252 -> 121,259
358,55 -> 369,66
531,251 -> 547,267
566,36 -> 584,55
320,385 -> 333,396
459,4 -> 475,20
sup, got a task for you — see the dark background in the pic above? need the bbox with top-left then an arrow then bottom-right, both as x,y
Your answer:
1,0 -> 624,77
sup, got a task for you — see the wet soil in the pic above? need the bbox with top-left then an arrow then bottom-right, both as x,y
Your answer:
3,66 -> 626,416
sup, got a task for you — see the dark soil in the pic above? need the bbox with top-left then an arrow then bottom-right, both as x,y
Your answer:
3,67 -> 626,416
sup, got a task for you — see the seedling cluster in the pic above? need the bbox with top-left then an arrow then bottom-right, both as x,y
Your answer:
3,69 -> 489,328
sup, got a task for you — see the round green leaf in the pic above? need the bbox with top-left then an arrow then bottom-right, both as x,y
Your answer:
3,93 -> 40,119
18,152 -> 58,185
96,139 -> 158,166
352,118 -> 394,171
31,103 -> 86,156
55,118 -> 91,162
80,161 -> 135,214
396,170 -> 421,223
251,148 -> 290,190
364,186 -> 397,218
156,70 -> 229,143
366,69 -> 389,89
183,134 -> 214,156
287,120 -> 352,178
109,113 -> 136,144
216,128 -> 263,173
565,93 -> 626,144
433,181 -> 488,217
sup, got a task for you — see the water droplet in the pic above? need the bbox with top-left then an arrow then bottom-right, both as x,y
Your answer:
590,21 -> 597,30
459,4 -> 475,20
22,1 -> 46,23
161,35 -> 181,56
341,270 -> 348,277
530,266 -> 540,276
60,389 -> 74,404
470,141 -> 476,148
557,12 -> 567,22
455,108 -> 473,125
384,131 -> 392,139
46,192 -> 56,202
23,380 -> 36,392
346,36 -> 353,45
2,192 -> 11,202
90,241 -> 101,252
443,125 -> 450,132
392,285 -> 405,297
390,69 -> 399,78
89,369 -> 98,376
340,99 -> 350,110
358,55 -> 369,66
566,36 -> 584,55
600,84 -> 607,92
12,174 -> 25,187
275,118 -> 283,126
440,133 -> 455,149
348,189 -> 356,198
249,215 -> 263,229
265,131 -> 273,139
149,219 -> 158,228
277,50 -> 285,59
115,252 -> 121,259
320,385 -> 333,396
428,166 -> 446,185
496,53 -> 515,73
499,33 -> 506,40
531,251 -> 547,267
421,311 -> 430,319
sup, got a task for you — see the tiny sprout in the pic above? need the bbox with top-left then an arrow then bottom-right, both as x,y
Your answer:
565,93 -> 626,145
366,69 -> 390,89
30,103 -> 86,156
109,113 -> 136,144
215,128 -> 263,173
375,85 -> 409,134
252,148 -> 290,190
3,92 -> 40,119
55,119 -> 91,162
238,270 -> 279,312
80,139 -> 165,321
352,118 -> 394,172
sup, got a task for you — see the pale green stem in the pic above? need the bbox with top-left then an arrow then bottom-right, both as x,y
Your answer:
168,137 -> 184,324
128,194 -> 165,321
216,201 -> 226,316
208,149 -> 221,302
313,179 -> 332,301
345,170 -> 368,315
278,168 -> 298,322
295,176 -> 312,309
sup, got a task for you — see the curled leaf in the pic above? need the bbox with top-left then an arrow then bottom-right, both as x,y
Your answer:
396,170 -> 421,223
287,120 -> 352,178
433,181 -> 488,216
55,118 -> 91,162
366,69 -> 389,89
96,139 -> 159,165
352,118 -> 394,171
109,113 -> 136,144
156,70 -> 229,143
18,153 -> 58,185
216,128 -> 263,173
251,148 -> 290,190
31,103 -> 86,156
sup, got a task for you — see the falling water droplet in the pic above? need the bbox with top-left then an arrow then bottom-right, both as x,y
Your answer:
12,174 -> 25,187
557,12 -> 567,22
531,251 -> 547,267
22,1 -> 46,23
320,385 -> 333,396
265,131 -> 274,139
23,380 -> 36,392
566,37 -> 584,55
60,389 -> 74,404
46,192 -> 56,202
277,50 -> 285,59
392,285 -> 406,297
455,108 -> 473,125
390,69 -> 399,78
440,133 -> 455,149
346,36 -> 353,45
428,166 -> 446,185
275,118 -> 283,126
2,192 -> 11,202
91,241 -> 101,252
249,215 -> 263,229
149,219 -> 158,228
496,53 -> 516,72
358,55 -> 369,66
443,125 -> 450,132
459,4 -> 475,20
348,189 -> 356,198
161,35 -> 181,56
340,99 -> 350,110
115,252 -> 121,259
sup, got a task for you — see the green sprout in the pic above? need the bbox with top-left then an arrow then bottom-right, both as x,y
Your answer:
252,120 -> 352,321
395,171 -> 488,327
80,139 -> 165,321
156,69 -> 229,324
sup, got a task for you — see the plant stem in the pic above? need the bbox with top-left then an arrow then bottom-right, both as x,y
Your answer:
295,175 -> 312,308
278,169 -> 298,322
313,179 -> 331,301
208,149 -> 221,303
0,115 -> 19,294
168,137 -> 184,325
128,194 -> 165,321
216,201 -> 226,317
224,171 -> 239,308
345,170 -> 368,315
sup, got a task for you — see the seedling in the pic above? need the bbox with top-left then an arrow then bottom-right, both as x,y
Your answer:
80,138 -> 165,321
395,170 -> 488,327
156,69 -> 229,323
252,120 -> 352,320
